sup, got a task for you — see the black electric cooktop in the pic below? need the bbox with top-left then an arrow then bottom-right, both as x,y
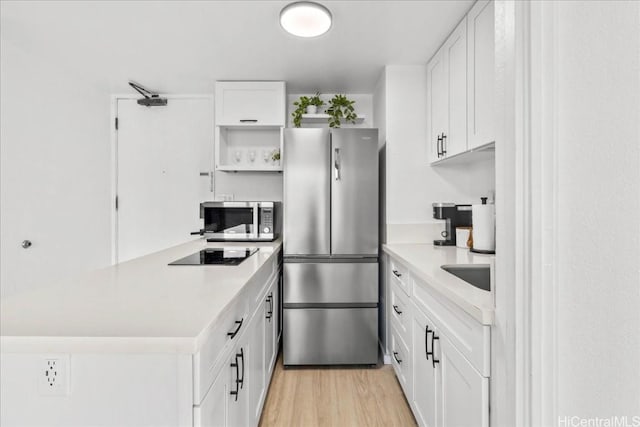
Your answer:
169,248 -> 259,266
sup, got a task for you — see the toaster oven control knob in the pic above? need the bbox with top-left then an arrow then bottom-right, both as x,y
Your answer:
263,227 -> 270,233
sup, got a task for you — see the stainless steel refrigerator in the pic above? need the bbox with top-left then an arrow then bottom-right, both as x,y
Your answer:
282,128 -> 379,366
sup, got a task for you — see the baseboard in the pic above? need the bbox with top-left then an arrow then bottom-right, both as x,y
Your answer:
380,341 -> 391,365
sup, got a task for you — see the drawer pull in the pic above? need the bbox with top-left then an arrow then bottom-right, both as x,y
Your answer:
227,318 -> 244,339
393,305 -> 403,315
239,119 -> 258,123
425,325 -> 432,360
392,270 -> 402,278
238,347 -> 245,389
431,333 -> 440,368
393,351 -> 402,364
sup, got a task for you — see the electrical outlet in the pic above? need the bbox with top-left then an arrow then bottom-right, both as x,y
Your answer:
39,356 -> 69,396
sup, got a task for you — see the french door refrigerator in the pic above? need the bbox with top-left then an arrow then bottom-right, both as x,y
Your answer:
283,128 -> 379,366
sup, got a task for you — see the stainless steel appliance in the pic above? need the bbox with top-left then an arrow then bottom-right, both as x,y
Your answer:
432,203 -> 472,246
198,201 -> 280,242
283,128 -> 379,366
169,248 -> 259,265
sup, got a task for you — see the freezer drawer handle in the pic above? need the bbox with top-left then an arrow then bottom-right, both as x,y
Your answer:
393,305 -> 403,315
227,318 -> 244,339
392,270 -> 402,278
334,148 -> 341,180
393,351 -> 403,364
431,333 -> 440,368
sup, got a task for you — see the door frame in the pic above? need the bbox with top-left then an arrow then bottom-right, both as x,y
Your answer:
109,94 -> 214,264
495,1 -> 559,426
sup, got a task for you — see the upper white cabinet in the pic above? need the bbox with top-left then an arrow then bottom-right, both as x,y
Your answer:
215,81 -> 286,126
467,0 -> 495,149
427,17 -> 467,162
427,0 -> 495,163
214,81 -> 286,172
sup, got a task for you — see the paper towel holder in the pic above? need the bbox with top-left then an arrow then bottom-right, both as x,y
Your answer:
469,197 -> 496,254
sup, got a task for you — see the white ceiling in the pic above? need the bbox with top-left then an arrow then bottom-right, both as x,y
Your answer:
0,0 -> 474,94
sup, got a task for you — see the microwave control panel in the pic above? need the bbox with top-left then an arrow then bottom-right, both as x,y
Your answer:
260,208 -> 274,234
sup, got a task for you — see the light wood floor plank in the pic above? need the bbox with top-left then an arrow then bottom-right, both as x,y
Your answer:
260,353 -> 418,427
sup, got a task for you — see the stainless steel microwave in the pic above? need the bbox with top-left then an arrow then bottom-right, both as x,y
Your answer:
200,201 -> 280,242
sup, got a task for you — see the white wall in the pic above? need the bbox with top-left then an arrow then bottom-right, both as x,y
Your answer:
555,1 -> 640,419
0,38 -> 112,297
382,65 -> 495,242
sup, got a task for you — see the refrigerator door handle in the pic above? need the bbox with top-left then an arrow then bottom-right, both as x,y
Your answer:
334,148 -> 341,181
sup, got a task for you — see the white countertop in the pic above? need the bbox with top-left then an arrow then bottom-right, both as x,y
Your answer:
382,243 -> 495,324
1,239 -> 281,354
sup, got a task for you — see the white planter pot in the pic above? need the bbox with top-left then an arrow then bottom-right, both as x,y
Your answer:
306,105 -> 318,114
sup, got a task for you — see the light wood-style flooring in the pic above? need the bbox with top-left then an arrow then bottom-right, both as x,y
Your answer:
259,352 -> 417,427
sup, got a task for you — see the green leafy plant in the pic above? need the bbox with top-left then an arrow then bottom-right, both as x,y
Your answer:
271,149 -> 280,162
325,94 -> 357,128
291,92 -> 325,127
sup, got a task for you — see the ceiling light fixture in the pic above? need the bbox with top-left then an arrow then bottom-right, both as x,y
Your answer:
280,1 -> 332,38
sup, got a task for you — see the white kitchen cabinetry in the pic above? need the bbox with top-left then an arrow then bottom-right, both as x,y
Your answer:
467,0 -> 495,149
194,257 -> 281,427
214,81 -> 285,172
215,81 -> 285,126
427,0 -> 495,163
427,48 -> 447,163
385,254 -> 491,427
427,17 -> 467,162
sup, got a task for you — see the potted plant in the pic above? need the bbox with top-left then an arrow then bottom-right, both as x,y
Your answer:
291,92 -> 325,127
325,94 -> 357,128
271,149 -> 281,165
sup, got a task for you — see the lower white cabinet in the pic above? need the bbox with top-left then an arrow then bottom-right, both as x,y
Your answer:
195,263 -> 281,427
385,254 -> 491,427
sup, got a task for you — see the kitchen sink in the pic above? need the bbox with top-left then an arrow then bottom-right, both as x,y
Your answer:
441,264 -> 491,291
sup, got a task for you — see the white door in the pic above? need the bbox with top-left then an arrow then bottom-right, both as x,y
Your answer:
438,335 -> 489,427
444,17 -> 468,157
249,304 -> 266,427
411,307 -> 439,427
115,97 -> 213,262
467,0 -> 495,149
427,49 -> 448,162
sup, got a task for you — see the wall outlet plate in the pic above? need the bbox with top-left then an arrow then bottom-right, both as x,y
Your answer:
38,355 -> 70,396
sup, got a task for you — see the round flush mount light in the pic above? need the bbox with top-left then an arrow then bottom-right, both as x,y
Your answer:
280,1 -> 332,38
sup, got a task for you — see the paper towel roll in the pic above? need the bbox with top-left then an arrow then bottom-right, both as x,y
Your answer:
472,203 -> 495,252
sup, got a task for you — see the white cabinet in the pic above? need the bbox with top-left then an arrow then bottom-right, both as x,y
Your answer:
248,305 -> 265,427
467,0 -> 495,149
214,81 -> 286,172
384,253 -> 491,427
215,81 -> 286,126
264,278 -> 278,376
438,335 -> 489,427
427,17 -> 467,162
427,48 -> 448,163
444,17 -> 467,157
427,0 -> 495,163
411,307 -> 438,427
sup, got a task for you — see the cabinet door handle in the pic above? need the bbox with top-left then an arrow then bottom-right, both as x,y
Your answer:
431,333 -> 440,368
266,293 -> 273,321
392,270 -> 402,278
227,318 -> 244,339
425,326 -> 432,360
238,347 -> 245,389
442,134 -> 447,156
230,353 -> 240,401
393,351 -> 402,364
437,134 -> 443,158
393,305 -> 403,315
239,119 -> 258,123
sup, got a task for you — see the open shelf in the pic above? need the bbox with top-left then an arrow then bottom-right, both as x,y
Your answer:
215,126 -> 283,172
300,114 -> 366,124
216,165 -> 282,172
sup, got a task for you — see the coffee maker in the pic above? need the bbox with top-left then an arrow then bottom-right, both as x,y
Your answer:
432,203 -> 472,246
